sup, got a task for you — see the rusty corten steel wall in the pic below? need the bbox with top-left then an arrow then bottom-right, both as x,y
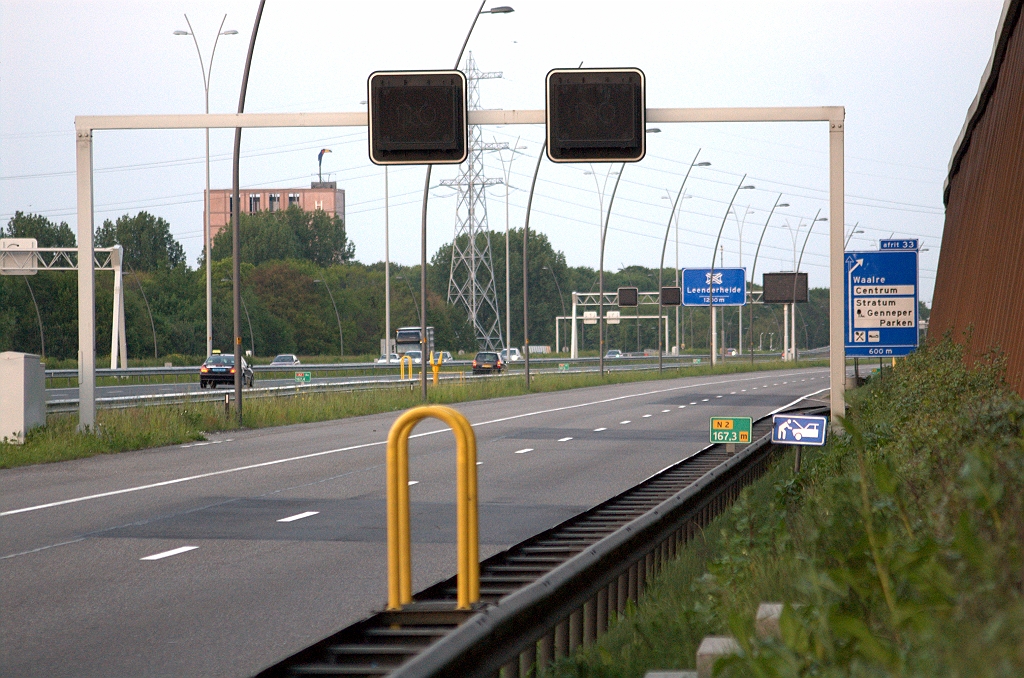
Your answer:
932,0 -> 1024,394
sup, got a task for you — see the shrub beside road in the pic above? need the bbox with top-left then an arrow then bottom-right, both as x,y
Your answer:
546,337 -> 1023,677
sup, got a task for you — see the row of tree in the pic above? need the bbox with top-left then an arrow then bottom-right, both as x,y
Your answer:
0,209 -> 836,363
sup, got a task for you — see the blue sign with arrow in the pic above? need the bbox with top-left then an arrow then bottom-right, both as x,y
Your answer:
844,250 -> 918,357
681,267 -> 746,306
772,414 -> 828,446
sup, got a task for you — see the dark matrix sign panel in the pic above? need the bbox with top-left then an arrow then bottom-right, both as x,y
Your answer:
368,71 -> 467,165
762,272 -> 808,304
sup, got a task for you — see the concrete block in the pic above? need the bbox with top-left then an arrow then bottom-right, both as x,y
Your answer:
696,635 -> 740,678
756,602 -> 784,639
0,352 -> 45,444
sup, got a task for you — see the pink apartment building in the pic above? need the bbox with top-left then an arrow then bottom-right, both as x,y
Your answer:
205,181 -> 345,240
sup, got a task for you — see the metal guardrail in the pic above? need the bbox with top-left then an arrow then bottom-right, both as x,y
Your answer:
255,400 -> 829,677
43,353 -> 770,380
43,354 -> 824,414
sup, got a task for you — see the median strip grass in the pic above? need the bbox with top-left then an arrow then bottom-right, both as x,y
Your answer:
544,336 -> 1024,677
1,359 -> 823,469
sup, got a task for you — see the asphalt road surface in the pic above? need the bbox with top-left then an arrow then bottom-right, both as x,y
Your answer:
3,366 -> 831,677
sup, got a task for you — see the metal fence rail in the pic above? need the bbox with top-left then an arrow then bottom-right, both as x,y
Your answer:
255,400 -> 828,677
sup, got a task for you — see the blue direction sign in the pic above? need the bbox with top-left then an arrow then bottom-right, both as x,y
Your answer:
880,238 -> 919,251
772,414 -> 828,446
682,268 -> 746,306
844,250 -> 918,357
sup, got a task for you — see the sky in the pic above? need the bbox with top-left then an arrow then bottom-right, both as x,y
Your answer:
0,0 -> 1007,303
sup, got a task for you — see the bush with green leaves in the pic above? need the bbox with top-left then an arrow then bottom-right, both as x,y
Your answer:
550,336 -> 1024,677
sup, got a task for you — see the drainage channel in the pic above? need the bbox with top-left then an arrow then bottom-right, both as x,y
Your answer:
256,402 -> 828,678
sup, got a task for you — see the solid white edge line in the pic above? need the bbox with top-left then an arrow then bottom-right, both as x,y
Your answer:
277,511 -> 319,523
140,545 -> 198,561
5,368 -> 832,518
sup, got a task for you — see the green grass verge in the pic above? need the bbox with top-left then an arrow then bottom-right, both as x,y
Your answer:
1,359 -> 824,469
545,336 -> 1024,677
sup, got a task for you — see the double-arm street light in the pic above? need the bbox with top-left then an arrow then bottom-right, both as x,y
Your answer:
314,279 -> 343,358
844,223 -> 864,248
495,137 -> 527,353
792,210 -> 827,362
658,150 -> 709,372
175,16 -> 237,359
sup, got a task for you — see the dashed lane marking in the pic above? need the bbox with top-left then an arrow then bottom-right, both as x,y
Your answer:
514,448 -> 534,454
594,427 -> 607,432
620,420 -> 631,424
558,437 -> 574,442
661,409 -> 670,413
278,511 -> 319,523
140,546 -> 198,561
408,481 -> 419,486
642,414 -> 652,418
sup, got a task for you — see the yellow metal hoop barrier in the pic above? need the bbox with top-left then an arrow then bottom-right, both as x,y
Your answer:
399,354 -> 413,380
386,405 -> 479,610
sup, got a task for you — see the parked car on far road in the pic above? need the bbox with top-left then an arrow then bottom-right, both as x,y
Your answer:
472,351 -> 503,375
605,349 -> 623,359
499,348 -> 522,362
200,351 -> 254,388
270,354 -> 300,366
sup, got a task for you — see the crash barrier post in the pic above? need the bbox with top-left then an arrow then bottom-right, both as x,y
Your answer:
386,405 -> 479,610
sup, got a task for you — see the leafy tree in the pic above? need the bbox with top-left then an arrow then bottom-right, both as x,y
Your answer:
211,205 -> 354,267
3,211 -> 76,247
95,211 -> 186,271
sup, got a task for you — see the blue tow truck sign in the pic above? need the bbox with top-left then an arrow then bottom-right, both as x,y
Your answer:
772,414 -> 828,446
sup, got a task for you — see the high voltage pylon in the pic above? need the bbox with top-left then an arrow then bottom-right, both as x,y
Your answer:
441,52 -> 507,350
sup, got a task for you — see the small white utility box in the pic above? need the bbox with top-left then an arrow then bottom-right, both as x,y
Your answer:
0,351 -> 46,444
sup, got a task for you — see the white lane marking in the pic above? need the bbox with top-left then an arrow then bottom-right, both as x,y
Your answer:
193,442 -> 210,447
678,405 -> 686,409
140,546 -> 198,561
702,398 -> 710,402
594,427 -> 607,432
741,389 -> 747,392
716,395 -> 723,399
6,368 -> 831,518
642,414 -> 652,418
620,420 -> 631,424
278,511 -> 319,523
661,409 -> 670,413
476,461 -> 482,465
408,481 -> 419,486
730,392 -> 737,395
514,448 -> 534,454
558,437 -> 573,442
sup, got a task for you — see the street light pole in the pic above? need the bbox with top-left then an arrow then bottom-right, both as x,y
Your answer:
175,16 -> 237,359
542,265 -> 566,351
730,204 -> 754,355
792,210 -> 826,362
315,279 -> 343,358
748,194 -> 788,365
598,165 -> 625,378
495,136 -> 524,354
658,150 -> 708,372
385,166 -> 391,362
417,1 -> 514,400
709,176 -> 754,366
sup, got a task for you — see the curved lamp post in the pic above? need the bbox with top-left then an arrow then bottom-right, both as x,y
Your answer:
792,210 -> 827,361
417,1 -> 514,399
709,176 -> 755,366
657,150 -> 709,372
542,265 -> 566,351
315,279 -> 344,358
175,16 -> 237,360
745,196 -> 790,366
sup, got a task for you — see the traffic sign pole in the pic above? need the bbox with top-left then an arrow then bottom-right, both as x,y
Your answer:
829,118 -> 846,429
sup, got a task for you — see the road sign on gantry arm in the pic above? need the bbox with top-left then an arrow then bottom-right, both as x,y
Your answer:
546,68 -> 646,163
617,287 -> 638,307
682,268 -> 746,306
844,249 -> 918,357
367,71 -> 468,165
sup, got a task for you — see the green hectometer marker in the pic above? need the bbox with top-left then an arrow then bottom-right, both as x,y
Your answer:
709,417 -> 752,444
295,371 -> 311,384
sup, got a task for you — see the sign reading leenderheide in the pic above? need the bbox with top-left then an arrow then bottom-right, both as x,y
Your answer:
682,268 -> 746,306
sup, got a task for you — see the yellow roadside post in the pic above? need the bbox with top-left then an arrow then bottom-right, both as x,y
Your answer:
429,352 -> 443,385
385,405 -> 478,610
399,354 -> 413,381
